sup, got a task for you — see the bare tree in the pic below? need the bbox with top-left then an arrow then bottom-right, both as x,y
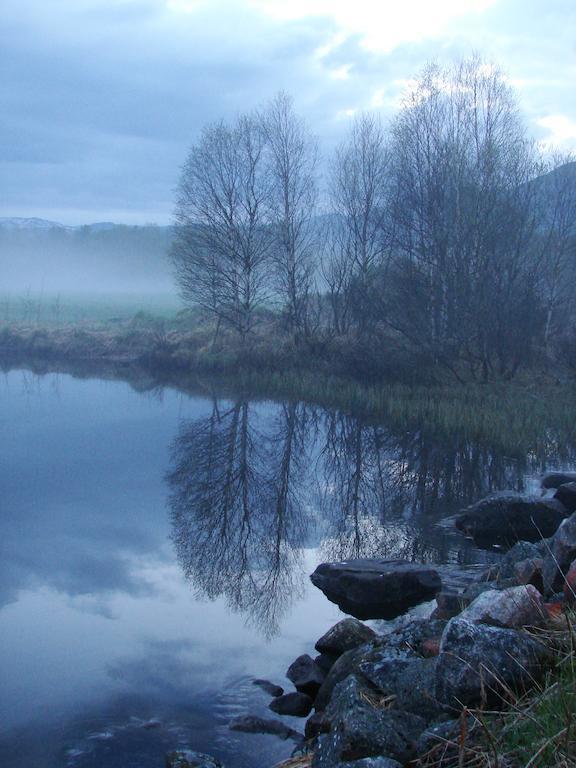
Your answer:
387,56 -> 542,379
262,92 -> 319,340
329,113 -> 390,337
172,114 -> 274,345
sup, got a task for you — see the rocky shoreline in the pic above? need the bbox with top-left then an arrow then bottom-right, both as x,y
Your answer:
166,471 -> 576,768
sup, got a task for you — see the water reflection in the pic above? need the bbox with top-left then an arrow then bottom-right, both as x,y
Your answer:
168,400 -> 312,637
168,396 -> 576,636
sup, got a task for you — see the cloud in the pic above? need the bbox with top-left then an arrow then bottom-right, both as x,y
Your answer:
1,0 -> 575,223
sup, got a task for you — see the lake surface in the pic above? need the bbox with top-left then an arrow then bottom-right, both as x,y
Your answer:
1,368 -> 574,768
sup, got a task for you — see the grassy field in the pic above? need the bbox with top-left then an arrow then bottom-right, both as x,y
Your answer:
0,290 -> 181,326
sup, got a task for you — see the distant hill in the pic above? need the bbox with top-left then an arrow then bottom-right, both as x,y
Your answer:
0,220 -> 175,295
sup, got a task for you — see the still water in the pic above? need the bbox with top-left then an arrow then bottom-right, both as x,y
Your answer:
0,369 -> 573,768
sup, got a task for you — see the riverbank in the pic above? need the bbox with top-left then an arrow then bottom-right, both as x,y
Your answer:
210,473 -> 576,768
2,322 -> 576,459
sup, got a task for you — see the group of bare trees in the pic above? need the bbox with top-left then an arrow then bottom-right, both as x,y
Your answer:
172,57 -> 576,379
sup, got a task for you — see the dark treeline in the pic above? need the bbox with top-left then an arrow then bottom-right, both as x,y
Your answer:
171,57 -> 576,382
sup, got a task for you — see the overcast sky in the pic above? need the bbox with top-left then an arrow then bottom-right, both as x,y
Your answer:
1,0 -> 575,225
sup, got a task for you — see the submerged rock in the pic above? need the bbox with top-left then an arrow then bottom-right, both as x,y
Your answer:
455,493 -> 567,546
460,585 -> 548,628
253,679 -> 284,697
287,654 -> 326,697
315,619 -> 377,657
269,692 -> 313,717
229,715 -> 303,742
310,559 -> 441,620
165,751 -> 223,768
434,618 -> 550,709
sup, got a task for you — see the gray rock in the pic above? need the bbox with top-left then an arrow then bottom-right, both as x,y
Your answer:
514,557 -> 544,592
431,591 -> 468,620
359,655 -> 440,721
312,676 -> 425,767
165,751 -> 222,768
310,559 -> 441,620
455,493 -> 568,547
287,654 -> 326,697
414,717 -> 477,763
543,512 -> 576,592
542,471 -> 576,490
460,585 -> 547,628
269,692 -> 313,717
555,482 -> 576,513
496,541 -> 543,580
315,619 -> 377,657
435,618 -> 550,709
253,678 -> 284,697
228,715 -> 303,742
314,620 -> 446,712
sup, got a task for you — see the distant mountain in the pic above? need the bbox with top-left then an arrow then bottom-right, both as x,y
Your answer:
0,217 -> 72,231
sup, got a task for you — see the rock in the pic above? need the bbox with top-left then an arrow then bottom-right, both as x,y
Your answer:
337,759 -> 402,768
165,751 -> 222,768
269,692 -> 313,717
312,676 -> 425,767
414,717 -> 477,764
496,541 -> 543,581
435,618 -> 550,709
305,711 -> 331,740
543,512 -> 576,592
461,580 -> 500,603
315,653 -> 340,673
563,559 -> 576,604
315,619 -> 377,657
455,493 -> 568,546
460,585 -> 547,628
542,471 -> 576,490
431,591 -> 468,620
310,559 -> 441,620
514,557 -> 544,592
287,654 -> 326,697
314,620 -> 446,712
555,482 -> 576,513
253,679 -> 284,697
228,715 -> 303,742
359,655 -> 440,721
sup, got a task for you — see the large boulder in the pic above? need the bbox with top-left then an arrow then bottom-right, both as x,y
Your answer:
543,512 -> 576,592
555,482 -> 576,513
315,619 -> 377,657
166,752 -> 223,768
310,559 -> 441,620
312,676 -> 425,767
269,692 -> 313,717
455,493 -> 567,546
542,471 -> 576,490
434,618 -> 550,709
287,654 -> 326,697
460,585 -> 547,628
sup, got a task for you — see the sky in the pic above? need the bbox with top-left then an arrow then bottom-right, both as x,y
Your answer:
1,0 -> 575,225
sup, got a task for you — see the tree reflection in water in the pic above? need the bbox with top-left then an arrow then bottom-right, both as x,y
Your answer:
168,396 -> 576,636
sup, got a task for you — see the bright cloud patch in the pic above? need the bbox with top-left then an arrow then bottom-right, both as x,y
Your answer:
250,0 -> 497,52
537,115 -> 576,150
